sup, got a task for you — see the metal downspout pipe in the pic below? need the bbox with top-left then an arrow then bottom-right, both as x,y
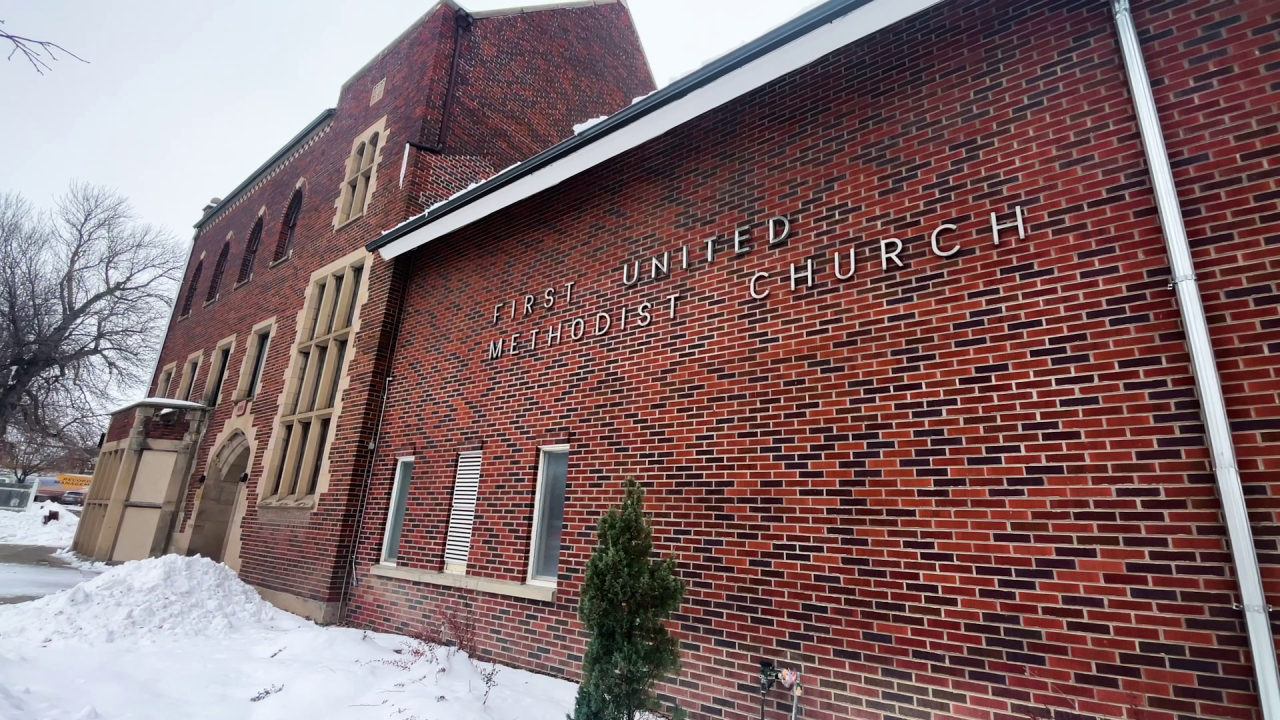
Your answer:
1110,2 -> 1280,717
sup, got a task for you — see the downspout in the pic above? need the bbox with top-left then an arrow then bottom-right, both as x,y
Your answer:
398,8 -> 474,187
337,257 -> 408,620
1110,3 -> 1280,718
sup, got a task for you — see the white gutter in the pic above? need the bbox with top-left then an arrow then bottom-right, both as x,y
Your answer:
375,0 -> 944,259
1111,2 -> 1280,717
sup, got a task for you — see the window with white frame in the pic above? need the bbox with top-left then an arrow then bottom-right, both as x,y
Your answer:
443,451 -> 482,574
262,256 -> 366,501
381,457 -> 414,565
528,446 -> 568,586
335,120 -> 385,226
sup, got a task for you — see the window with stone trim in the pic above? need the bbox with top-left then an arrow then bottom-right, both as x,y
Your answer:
177,352 -> 202,402
243,328 -> 271,400
206,340 -> 233,406
180,261 -> 203,317
156,363 -> 176,399
274,189 -> 303,262
336,121 -> 384,226
237,217 -> 264,284
206,242 -> 230,303
262,257 -> 366,502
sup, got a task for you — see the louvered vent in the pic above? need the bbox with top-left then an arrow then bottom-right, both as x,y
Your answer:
443,451 -> 482,573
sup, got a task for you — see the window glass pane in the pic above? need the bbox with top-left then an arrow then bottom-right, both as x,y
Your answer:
290,350 -> 310,415
309,281 -> 327,340
324,340 -> 347,409
210,348 -> 230,404
306,345 -> 327,413
288,421 -> 311,495
383,460 -> 413,563
271,424 -> 293,496
307,418 -> 330,496
247,331 -> 269,398
343,266 -> 363,330
326,275 -> 344,335
533,451 -> 568,580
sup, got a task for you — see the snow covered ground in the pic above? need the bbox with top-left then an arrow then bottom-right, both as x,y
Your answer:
0,564 -> 90,601
0,555 -> 578,720
0,503 -> 80,547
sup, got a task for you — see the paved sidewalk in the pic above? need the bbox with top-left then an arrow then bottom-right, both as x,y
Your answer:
0,544 -> 81,605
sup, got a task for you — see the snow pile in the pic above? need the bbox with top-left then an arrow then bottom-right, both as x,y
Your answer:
52,547 -> 107,571
0,554 -> 300,644
0,502 -> 79,547
572,115 -> 609,134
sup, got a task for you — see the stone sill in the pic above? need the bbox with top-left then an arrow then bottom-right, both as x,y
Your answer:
370,564 -> 555,602
258,497 -> 315,510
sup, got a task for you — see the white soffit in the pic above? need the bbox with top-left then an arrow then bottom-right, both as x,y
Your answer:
376,0 -> 945,260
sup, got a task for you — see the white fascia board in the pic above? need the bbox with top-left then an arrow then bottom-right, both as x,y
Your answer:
377,0 -> 944,260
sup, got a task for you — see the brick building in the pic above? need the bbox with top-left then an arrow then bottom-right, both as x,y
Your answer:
77,0 -> 1280,720
72,0 -> 655,621
355,1 -> 1280,720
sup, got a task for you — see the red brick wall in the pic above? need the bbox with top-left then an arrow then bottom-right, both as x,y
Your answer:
444,3 -> 655,170
347,2 -> 1280,720
139,3 -> 656,605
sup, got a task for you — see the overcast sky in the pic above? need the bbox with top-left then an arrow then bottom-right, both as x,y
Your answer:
1,0 -> 810,238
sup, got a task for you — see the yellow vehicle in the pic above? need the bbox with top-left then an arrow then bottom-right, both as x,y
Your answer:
56,474 -> 92,490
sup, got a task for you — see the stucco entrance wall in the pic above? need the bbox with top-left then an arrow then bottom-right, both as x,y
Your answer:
349,2 -> 1280,720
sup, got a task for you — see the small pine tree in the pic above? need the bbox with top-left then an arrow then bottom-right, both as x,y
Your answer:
570,478 -> 686,720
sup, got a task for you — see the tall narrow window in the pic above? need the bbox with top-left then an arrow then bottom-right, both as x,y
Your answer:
337,130 -> 380,225
443,451 -> 482,574
206,242 -> 230,303
207,345 -> 231,406
245,329 -> 270,399
528,446 -> 568,586
237,217 -> 264,284
381,458 -> 414,564
156,367 -> 175,398
274,189 -> 303,262
263,255 -> 366,503
178,356 -> 201,402
180,261 -> 203,317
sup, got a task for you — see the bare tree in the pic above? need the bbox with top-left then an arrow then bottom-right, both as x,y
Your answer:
1,19 -> 85,75
0,183 -> 184,446
0,421 -> 97,483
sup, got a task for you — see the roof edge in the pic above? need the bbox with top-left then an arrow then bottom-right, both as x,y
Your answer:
368,0 -> 943,257
338,1 -> 456,95
109,398 -> 207,416
194,109 -> 335,230
468,0 -> 620,20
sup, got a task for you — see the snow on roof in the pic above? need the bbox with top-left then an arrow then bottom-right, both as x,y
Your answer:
369,0 -> 945,260
109,397 -> 207,415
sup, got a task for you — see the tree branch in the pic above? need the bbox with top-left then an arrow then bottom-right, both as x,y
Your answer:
1,20 -> 86,75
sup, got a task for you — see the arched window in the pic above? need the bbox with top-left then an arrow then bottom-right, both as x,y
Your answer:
274,189 -> 303,262
206,242 -> 230,303
237,217 -> 264,284
338,132 -> 379,224
180,261 -> 203,317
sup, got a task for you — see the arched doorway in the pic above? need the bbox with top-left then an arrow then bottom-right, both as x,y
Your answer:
187,433 -> 250,563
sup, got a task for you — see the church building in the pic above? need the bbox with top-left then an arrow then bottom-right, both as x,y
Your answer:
79,2 -> 1280,720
